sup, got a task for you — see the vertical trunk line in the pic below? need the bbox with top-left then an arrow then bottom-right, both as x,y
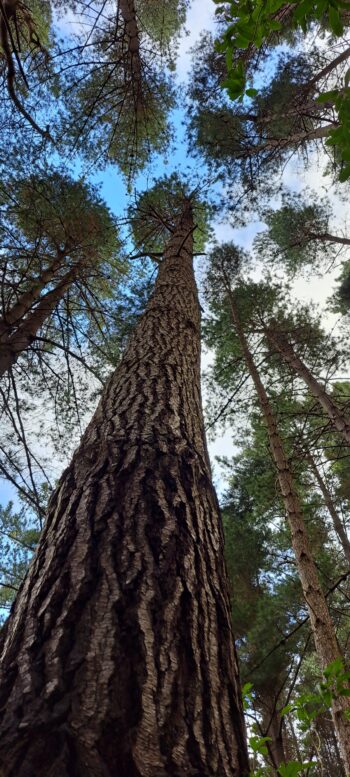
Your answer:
307,453 -> 350,565
264,326 -> 350,445
222,274 -> 350,774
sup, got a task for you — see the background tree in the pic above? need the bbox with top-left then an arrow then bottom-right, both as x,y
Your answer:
255,191 -> 350,277
55,0 -> 185,176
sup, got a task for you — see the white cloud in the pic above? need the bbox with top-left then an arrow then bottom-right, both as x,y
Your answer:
175,0 -> 216,80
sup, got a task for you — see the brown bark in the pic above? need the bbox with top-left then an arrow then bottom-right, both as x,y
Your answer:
305,46 -> 350,91
0,202 -> 249,777
259,694 -> 287,775
246,123 -> 337,156
0,249 -> 67,339
221,273 -> 350,774
118,0 -> 143,113
227,123 -> 338,162
315,714 -> 346,777
0,262 -> 80,376
307,453 -> 350,565
264,326 -> 350,445
309,231 -> 350,247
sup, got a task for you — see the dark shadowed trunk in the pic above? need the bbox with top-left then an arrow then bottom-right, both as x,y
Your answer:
118,0 -> 143,111
220,271 -> 350,774
0,262 -> 80,377
264,326 -> 350,445
0,202 -> 249,777
258,693 -> 287,775
309,231 -> 350,247
0,248 -> 67,339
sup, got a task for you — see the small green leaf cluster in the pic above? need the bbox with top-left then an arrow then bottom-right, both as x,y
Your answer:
215,0 -> 347,98
280,657 -> 350,724
322,85 -> 350,180
214,0 -> 350,177
246,658 -> 350,776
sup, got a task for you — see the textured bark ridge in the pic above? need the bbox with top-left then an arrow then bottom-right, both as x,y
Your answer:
0,204 -> 249,777
119,0 -> 143,112
223,279 -> 350,775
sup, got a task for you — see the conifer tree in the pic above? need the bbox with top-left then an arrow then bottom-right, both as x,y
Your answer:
203,243 -> 350,772
0,183 -> 249,777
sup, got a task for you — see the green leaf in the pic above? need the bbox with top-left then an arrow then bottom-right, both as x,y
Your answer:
249,735 -> 272,755
338,164 -> 350,182
293,0 -> 314,23
316,89 -> 339,103
280,703 -> 294,717
278,762 -> 315,777
246,88 -> 259,97
328,7 -> 343,35
235,34 -> 251,48
269,19 -> 282,30
324,657 -> 344,678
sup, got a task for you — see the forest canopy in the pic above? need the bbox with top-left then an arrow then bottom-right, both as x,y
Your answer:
0,2 -> 349,776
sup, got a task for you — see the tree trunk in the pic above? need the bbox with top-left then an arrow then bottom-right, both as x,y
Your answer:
0,263 -> 80,377
221,274 -> 350,774
309,231 -> 350,247
259,694 -> 287,775
249,123 -> 337,154
0,202 -> 249,777
305,46 -> 350,90
307,453 -> 350,565
0,249 -> 67,339
315,714 -> 346,777
265,326 -> 350,445
118,0 -> 143,112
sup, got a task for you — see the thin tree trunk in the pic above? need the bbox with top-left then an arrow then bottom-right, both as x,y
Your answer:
221,274 -> 350,774
309,231 -> 350,247
259,695 -> 287,775
285,714 -> 302,763
0,249 -> 67,338
118,0 -> 143,111
0,202 -> 249,777
239,98 -> 334,127
243,123 -> 337,158
305,46 -> 350,90
264,326 -> 350,445
307,453 -> 350,564
0,263 -> 80,376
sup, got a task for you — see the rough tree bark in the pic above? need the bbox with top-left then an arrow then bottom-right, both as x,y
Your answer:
0,202 -> 249,777
264,326 -> 350,445
306,453 -> 350,565
118,0 -> 143,111
0,261 -> 81,377
221,271 -> 350,774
